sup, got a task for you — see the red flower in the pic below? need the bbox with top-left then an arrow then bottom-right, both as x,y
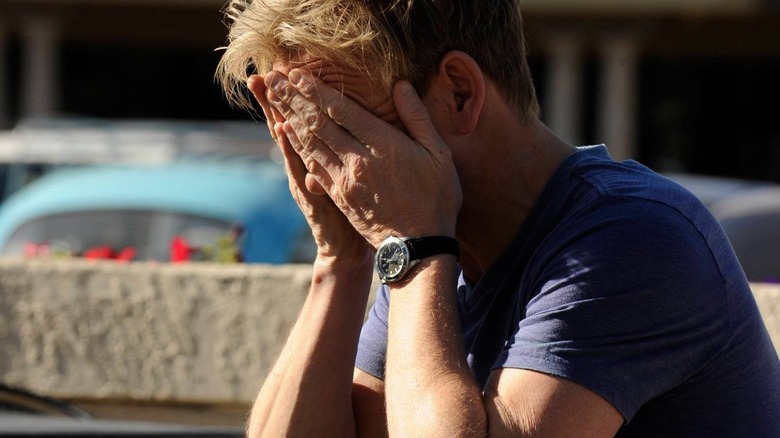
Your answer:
83,246 -> 114,260
170,236 -> 192,263
24,242 -> 41,257
115,247 -> 137,262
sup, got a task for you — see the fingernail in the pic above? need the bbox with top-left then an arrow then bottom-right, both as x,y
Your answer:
247,75 -> 261,87
399,81 -> 417,97
288,69 -> 302,87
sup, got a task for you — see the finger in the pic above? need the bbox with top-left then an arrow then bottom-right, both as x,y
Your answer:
392,81 -> 444,151
265,88 -> 286,126
247,75 -> 278,142
274,122 -> 304,186
265,72 -> 347,178
280,120 -> 333,196
274,122 -> 327,197
270,69 -> 372,159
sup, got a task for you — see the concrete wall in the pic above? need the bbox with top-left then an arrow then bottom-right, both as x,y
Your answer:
0,259 -> 315,405
753,283 -> 780,352
0,258 -> 778,423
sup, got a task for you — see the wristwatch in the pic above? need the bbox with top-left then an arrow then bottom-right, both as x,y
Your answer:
374,236 -> 459,284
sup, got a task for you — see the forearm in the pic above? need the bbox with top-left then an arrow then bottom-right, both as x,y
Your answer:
385,256 -> 487,437
248,258 -> 374,437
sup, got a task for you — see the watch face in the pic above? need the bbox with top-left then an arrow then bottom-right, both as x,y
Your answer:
376,237 -> 410,282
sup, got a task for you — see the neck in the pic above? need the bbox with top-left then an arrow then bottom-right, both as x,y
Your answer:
455,115 -> 575,283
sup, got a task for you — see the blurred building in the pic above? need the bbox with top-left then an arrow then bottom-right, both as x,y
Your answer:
0,0 -> 779,179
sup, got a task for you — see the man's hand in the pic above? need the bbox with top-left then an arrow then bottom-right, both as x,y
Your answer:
264,69 -> 463,247
243,75 -> 381,438
248,75 -> 373,269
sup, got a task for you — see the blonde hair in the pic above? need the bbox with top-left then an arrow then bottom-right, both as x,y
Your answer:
217,0 -> 539,118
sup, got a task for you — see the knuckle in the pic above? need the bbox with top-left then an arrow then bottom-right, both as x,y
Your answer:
267,93 -> 292,120
299,126 -> 319,151
335,175 -> 355,198
327,98 -> 351,124
274,81 -> 294,101
350,158 -> 370,181
303,108 -> 324,133
297,79 -> 317,97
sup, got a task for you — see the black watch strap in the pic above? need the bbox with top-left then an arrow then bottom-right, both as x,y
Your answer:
405,236 -> 459,262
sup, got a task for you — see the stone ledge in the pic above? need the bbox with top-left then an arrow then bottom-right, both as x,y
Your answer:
752,283 -> 780,352
0,258 -> 314,405
0,258 -> 777,408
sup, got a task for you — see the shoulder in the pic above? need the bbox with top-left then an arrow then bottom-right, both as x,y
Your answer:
540,182 -> 720,278
548,156 -> 730,269
539,148 -> 722,254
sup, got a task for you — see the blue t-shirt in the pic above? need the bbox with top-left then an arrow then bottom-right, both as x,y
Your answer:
356,146 -> 780,436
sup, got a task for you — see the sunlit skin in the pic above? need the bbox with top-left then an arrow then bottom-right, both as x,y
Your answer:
249,57 -> 409,271
253,54 -> 579,284
256,56 -> 480,281
245,49 -> 623,437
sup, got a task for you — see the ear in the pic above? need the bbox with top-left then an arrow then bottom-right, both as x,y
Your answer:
427,51 -> 486,135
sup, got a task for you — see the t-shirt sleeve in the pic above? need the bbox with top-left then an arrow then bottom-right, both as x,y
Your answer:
495,199 -> 732,422
355,283 -> 390,380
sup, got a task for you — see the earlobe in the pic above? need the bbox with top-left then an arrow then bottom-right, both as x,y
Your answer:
438,51 -> 486,135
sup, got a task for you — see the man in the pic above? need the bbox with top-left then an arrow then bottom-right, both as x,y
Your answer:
218,1 -> 780,436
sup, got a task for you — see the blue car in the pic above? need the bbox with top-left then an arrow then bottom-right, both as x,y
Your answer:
0,158 -> 314,264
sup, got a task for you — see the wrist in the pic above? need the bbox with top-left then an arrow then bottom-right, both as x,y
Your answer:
313,252 -> 374,280
385,253 -> 458,290
374,235 -> 459,285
